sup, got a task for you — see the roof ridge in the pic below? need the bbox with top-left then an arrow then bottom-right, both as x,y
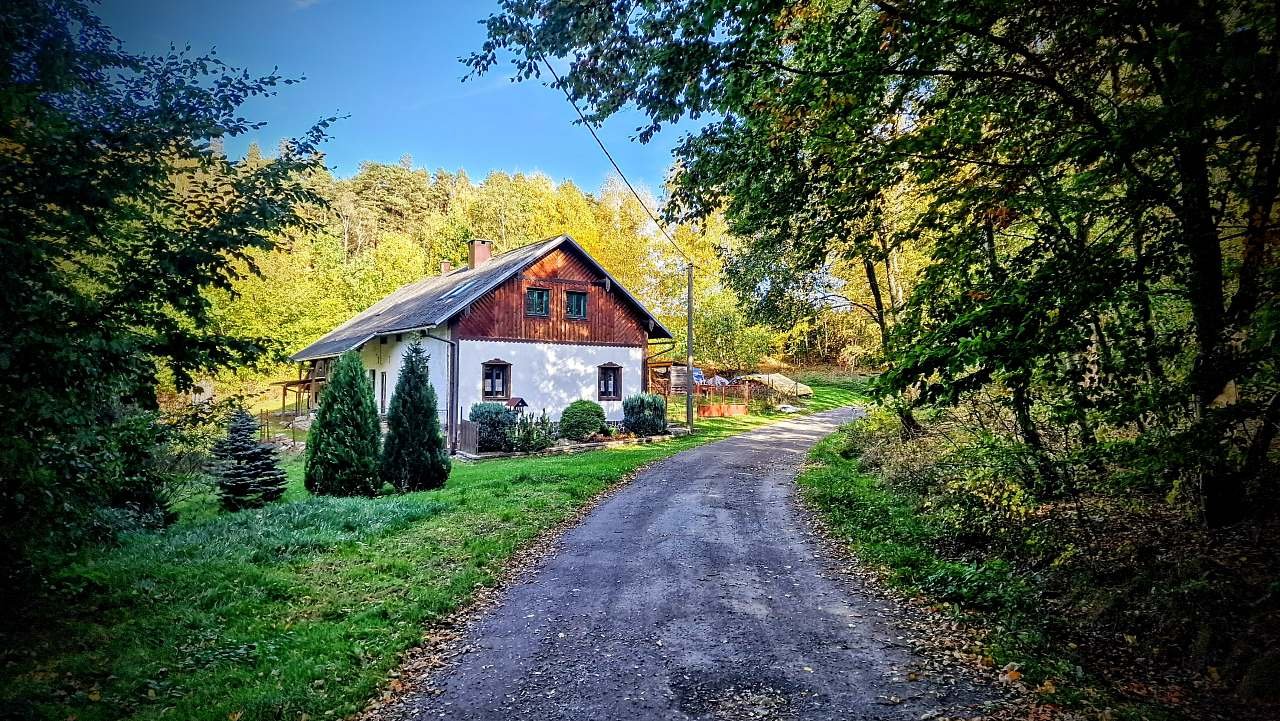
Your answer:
289,233 -> 670,362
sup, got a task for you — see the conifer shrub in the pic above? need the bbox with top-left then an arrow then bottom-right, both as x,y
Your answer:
305,351 -> 381,496
468,403 -> 517,452
380,340 -> 451,492
509,411 -> 555,452
212,409 -> 287,510
622,393 -> 667,436
559,399 -> 606,441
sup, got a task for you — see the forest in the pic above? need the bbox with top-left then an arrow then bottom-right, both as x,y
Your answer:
3,0 -> 1278,720
469,0 -> 1280,714
203,153 -> 802,397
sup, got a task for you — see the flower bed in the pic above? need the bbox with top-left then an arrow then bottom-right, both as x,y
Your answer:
456,428 -> 689,461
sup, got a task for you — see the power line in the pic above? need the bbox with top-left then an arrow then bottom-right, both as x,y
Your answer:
540,56 -> 693,266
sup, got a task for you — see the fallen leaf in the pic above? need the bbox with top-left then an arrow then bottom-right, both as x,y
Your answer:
86,690 -> 101,702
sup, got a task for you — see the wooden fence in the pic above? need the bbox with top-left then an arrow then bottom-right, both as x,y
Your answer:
693,383 -> 751,418
457,419 -> 480,455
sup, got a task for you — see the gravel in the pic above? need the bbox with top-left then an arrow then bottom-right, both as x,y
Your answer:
375,408 -> 994,720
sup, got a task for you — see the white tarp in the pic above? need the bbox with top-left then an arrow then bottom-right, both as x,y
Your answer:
737,373 -> 814,397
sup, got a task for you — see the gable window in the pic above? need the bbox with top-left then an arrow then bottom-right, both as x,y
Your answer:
525,287 -> 550,317
566,290 -> 588,320
598,363 -> 622,401
482,360 -> 511,400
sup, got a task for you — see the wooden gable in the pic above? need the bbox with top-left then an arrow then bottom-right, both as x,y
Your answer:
451,246 -> 649,346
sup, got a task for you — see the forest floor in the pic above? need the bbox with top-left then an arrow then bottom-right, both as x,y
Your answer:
797,429 -> 1280,721
2,383 -> 861,721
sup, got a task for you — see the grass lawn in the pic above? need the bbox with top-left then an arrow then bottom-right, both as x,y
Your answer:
4,382 -> 861,721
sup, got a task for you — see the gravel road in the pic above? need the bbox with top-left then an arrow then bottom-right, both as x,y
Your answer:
392,408 -> 989,720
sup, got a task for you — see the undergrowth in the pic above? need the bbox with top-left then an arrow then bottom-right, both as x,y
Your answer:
798,409 -> 1280,720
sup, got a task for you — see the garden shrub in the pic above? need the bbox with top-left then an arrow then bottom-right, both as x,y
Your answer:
559,399 -> 606,441
380,340 -> 451,492
622,393 -> 667,436
212,408 -> 287,510
469,402 -> 517,452
509,411 -> 555,452
305,351 -> 381,496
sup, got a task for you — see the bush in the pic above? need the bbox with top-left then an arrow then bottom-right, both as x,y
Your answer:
469,403 -> 517,452
212,409 -> 287,510
509,411 -> 555,452
380,340 -> 451,492
559,399 -> 606,441
622,393 -> 667,436
305,351 -> 381,496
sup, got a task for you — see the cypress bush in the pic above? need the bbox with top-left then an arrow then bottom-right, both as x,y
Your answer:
305,351 -> 381,496
622,393 -> 667,436
212,409 -> 287,511
380,340 -> 451,492
468,402 -> 517,452
559,399 -> 606,441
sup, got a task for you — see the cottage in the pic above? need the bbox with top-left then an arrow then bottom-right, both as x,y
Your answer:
289,235 -> 673,452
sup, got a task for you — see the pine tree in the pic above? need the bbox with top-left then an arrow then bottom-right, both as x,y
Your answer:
305,351 -> 381,496
212,409 -> 287,511
380,340 -> 452,491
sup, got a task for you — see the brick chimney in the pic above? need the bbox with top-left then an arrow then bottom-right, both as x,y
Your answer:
468,239 -> 493,269
440,260 -> 453,275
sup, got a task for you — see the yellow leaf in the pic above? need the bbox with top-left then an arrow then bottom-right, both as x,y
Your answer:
1207,667 -> 1220,682
228,712 -> 243,721
1038,680 -> 1056,694
87,690 -> 101,702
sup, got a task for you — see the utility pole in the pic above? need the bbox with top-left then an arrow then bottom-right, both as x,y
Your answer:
686,261 -> 694,432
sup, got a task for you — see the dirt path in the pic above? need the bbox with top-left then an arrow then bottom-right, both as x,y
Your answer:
385,408 -> 990,720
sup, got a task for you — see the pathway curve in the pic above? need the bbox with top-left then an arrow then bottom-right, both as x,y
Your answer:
390,408 -> 988,720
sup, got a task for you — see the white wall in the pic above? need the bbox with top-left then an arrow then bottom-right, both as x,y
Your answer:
456,340 -> 644,421
356,329 -> 451,422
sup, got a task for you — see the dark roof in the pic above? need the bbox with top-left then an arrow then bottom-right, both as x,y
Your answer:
290,234 -> 673,361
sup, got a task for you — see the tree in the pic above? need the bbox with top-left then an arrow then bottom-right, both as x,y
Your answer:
0,0 -> 331,569
469,0 -> 1279,525
380,340 -> 451,492
212,410 -> 287,511
305,352 -> 381,496
691,291 -> 775,372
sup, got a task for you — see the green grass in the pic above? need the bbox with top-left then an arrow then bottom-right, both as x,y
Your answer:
796,428 -> 1185,718
797,432 -> 1033,616
3,382 -> 862,721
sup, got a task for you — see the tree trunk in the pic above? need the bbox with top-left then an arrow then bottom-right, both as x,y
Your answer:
1177,140 -> 1228,410
863,255 -> 922,436
1178,140 -> 1244,526
1009,369 -> 1056,486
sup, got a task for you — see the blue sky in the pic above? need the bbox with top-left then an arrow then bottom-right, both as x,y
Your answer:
97,0 -> 696,192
